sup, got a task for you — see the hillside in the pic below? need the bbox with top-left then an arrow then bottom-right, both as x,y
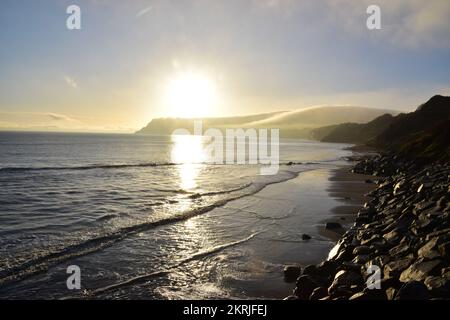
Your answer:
373,95 -> 450,160
313,95 -> 450,161
311,114 -> 397,143
136,106 -> 395,138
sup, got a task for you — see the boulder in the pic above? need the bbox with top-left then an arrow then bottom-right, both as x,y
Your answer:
309,287 -> 328,300
438,242 -> 450,259
349,288 -> 387,300
353,245 -> 372,255
388,243 -> 411,258
386,287 -> 397,300
294,275 -> 320,299
352,254 -> 371,265
283,265 -> 301,283
424,276 -> 450,296
399,259 -> 442,283
384,257 -> 414,279
417,237 -> 445,259
301,233 -> 312,240
302,265 -> 319,277
316,260 -> 338,277
383,229 -> 401,243
328,270 -> 363,295
395,281 -> 431,300
436,196 -> 447,209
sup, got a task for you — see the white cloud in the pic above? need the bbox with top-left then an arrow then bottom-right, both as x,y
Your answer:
64,75 -> 78,88
136,6 -> 153,18
254,0 -> 450,49
330,0 -> 450,48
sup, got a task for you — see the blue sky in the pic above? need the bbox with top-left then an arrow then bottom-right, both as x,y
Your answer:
0,0 -> 449,132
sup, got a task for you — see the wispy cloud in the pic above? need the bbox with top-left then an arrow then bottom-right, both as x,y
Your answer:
45,113 -> 79,122
0,112 -> 80,125
324,0 -> 450,48
0,112 -> 134,133
136,6 -> 153,18
64,75 -> 78,88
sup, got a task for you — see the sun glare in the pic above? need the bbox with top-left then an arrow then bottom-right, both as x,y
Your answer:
164,70 -> 218,118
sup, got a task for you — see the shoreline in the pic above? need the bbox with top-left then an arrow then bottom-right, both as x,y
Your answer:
284,153 -> 450,300
319,165 -> 376,242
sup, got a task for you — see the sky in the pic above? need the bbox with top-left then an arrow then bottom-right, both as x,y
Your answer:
0,0 -> 449,132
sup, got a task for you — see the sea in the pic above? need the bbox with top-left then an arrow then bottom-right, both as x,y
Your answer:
0,131 -> 354,299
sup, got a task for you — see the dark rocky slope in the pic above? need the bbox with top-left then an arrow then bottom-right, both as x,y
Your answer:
285,154 -> 450,300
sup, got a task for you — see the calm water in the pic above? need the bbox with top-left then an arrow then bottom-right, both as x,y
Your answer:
0,132 -> 353,299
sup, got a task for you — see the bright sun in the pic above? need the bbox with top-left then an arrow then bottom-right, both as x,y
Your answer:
164,70 -> 218,118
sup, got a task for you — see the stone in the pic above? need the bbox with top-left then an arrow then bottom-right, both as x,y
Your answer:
436,196 -> 447,209
332,244 -> 355,262
348,292 -> 366,300
339,261 -> 362,272
294,275 -> 320,299
309,287 -> 328,300
352,254 -> 371,265
386,287 -> 397,300
302,265 -> 318,277
328,270 -> 363,295
383,229 -> 401,243
360,234 -> 381,246
438,242 -> 450,258
424,276 -> 450,295
283,295 -> 299,300
352,245 -> 371,255
283,265 -> 301,283
365,256 -> 389,272
349,287 -> 387,300
417,237 -> 444,259
301,233 -> 311,240
395,281 -> 431,300
426,228 -> 450,241
389,243 -> 411,258
316,260 -> 338,276
399,259 -> 442,283
384,257 -> 414,279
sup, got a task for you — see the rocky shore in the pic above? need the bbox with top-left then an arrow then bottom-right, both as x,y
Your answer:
285,153 -> 450,300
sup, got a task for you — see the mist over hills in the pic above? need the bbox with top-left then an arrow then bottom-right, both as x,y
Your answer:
136,106 -> 396,138
313,95 -> 450,161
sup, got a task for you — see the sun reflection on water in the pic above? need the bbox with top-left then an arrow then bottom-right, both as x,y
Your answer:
171,135 -> 205,191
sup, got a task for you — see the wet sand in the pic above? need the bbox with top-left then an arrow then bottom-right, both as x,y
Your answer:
195,165 -> 378,299
319,166 -> 376,241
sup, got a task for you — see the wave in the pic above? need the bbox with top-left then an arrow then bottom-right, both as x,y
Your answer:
83,232 -> 260,297
0,162 -> 177,172
0,161 -> 314,173
0,170 -> 299,287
